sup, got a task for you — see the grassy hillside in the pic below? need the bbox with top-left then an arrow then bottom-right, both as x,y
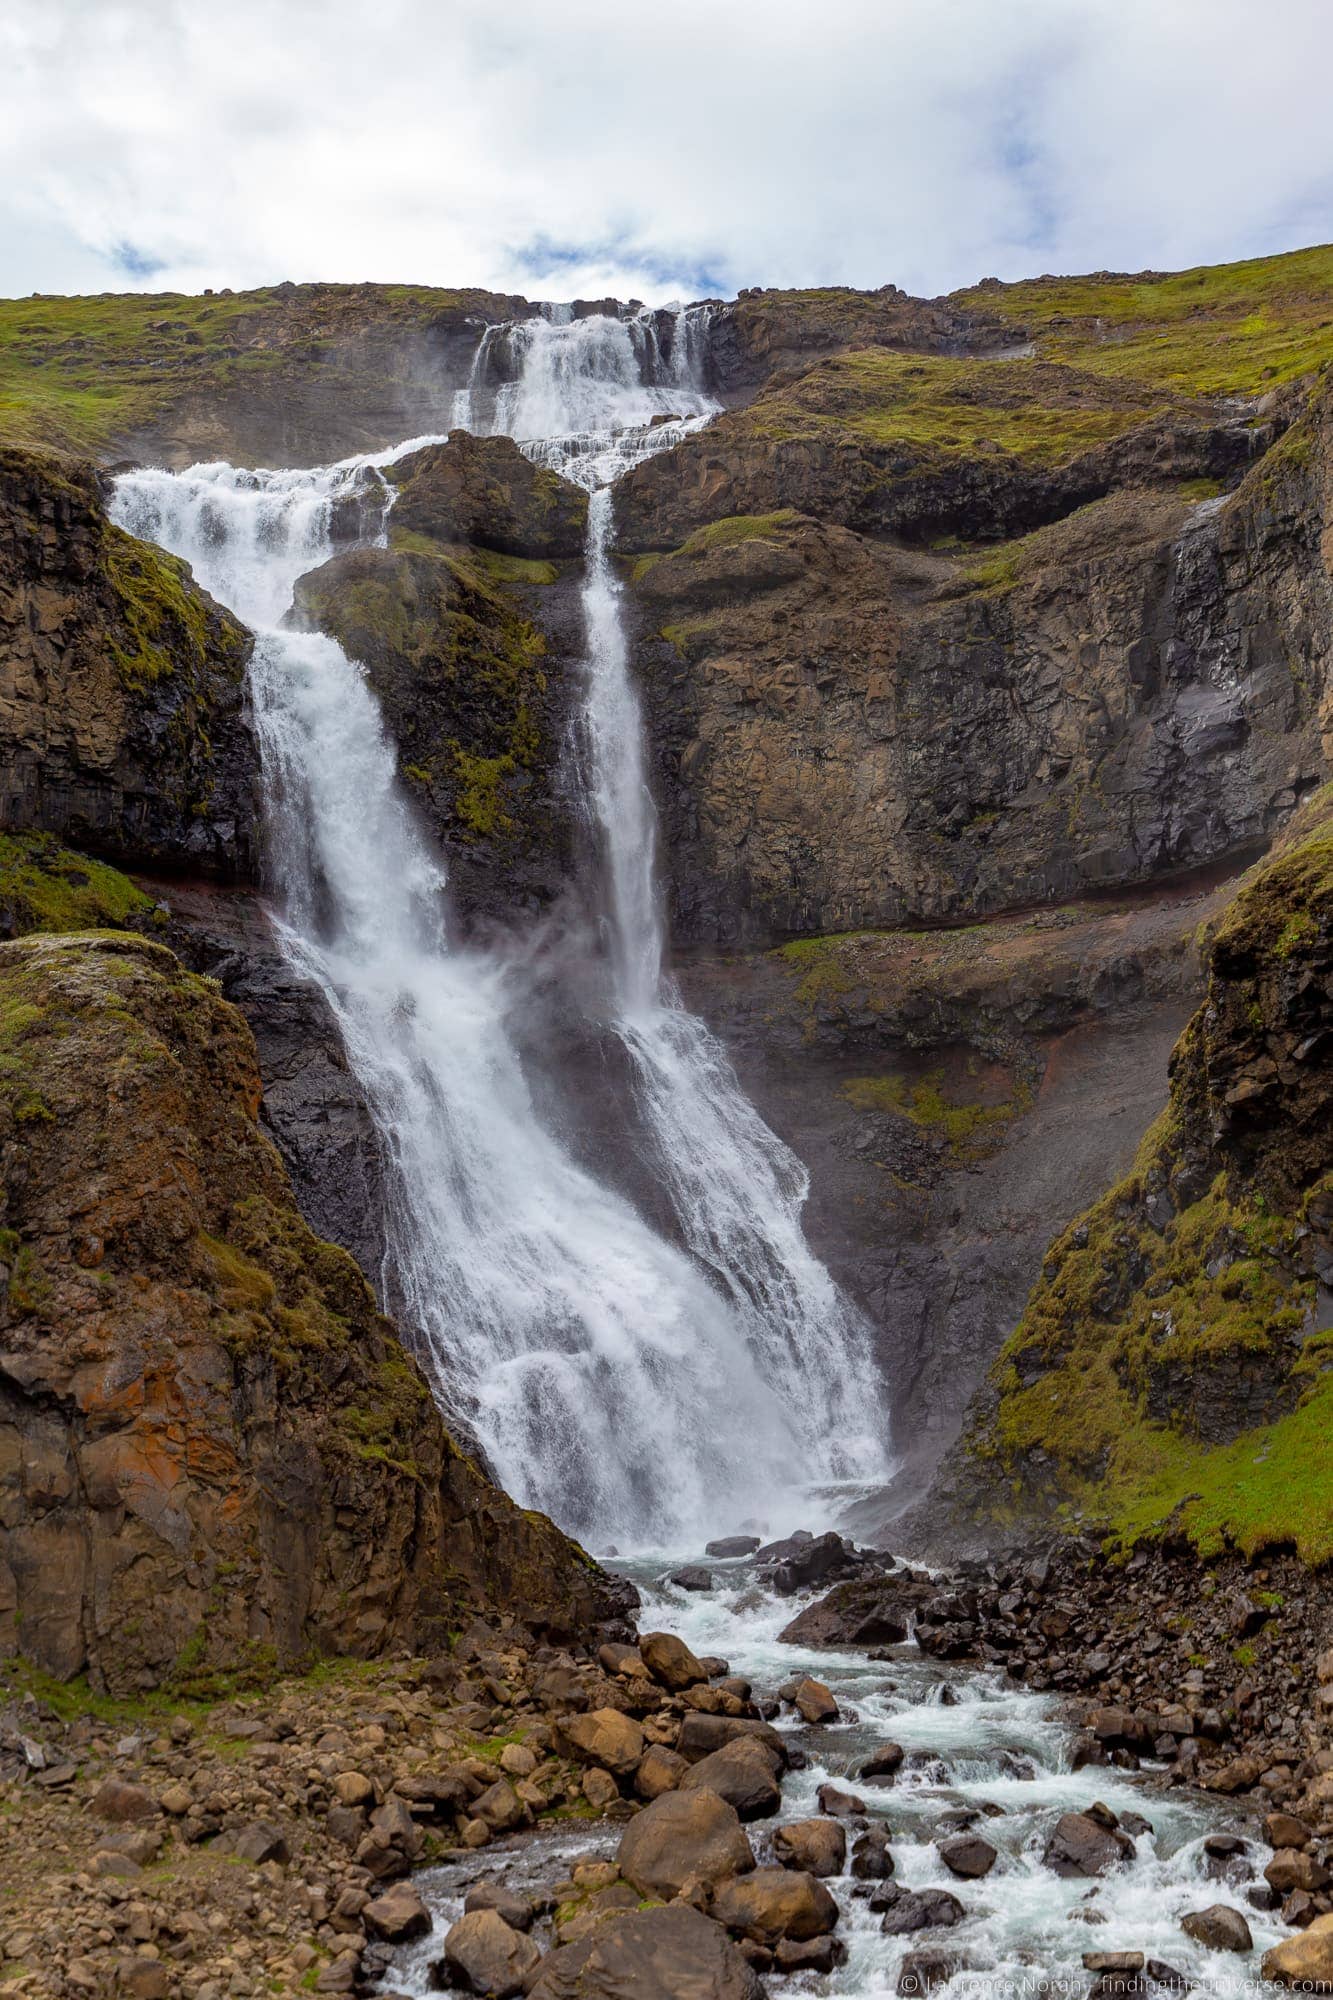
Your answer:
967,787 -> 1333,1562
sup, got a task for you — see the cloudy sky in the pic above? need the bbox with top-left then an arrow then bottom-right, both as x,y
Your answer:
2,0 -> 1331,304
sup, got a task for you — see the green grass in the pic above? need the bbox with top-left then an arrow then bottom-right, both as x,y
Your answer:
951,244 -> 1333,400
0,282 -> 512,454
631,509 -> 802,582
729,349 -> 1187,465
840,1066 -> 1029,1161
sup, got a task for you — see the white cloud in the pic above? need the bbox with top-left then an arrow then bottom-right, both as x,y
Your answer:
1,0 -> 1330,304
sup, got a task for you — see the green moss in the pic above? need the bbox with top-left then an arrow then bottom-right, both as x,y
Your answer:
0,833 -> 153,938
631,510 -> 802,582
104,525 -> 213,687
841,1066 -> 1031,1163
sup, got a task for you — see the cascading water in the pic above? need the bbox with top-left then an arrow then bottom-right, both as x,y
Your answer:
109,303 -> 889,1547
457,310 -> 888,1479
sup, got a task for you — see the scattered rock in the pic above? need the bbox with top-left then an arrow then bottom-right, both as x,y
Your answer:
860,1742 -> 905,1781
1180,1904 -> 1253,1953
364,1882 -> 431,1942
616,1787 -> 756,1901
1042,1809 -> 1135,1877
640,1631 -> 708,1692
670,1567 -> 714,1592
791,1676 -> 840,1724
679,1737 -> 782,1821
706,1537 -> 761,1559
877,1886 -> 967,1935
710,1867 -> 840,1944
526,1903 -> 764,2000
772,1819 -> 847,1878
939,1834 -> 997,1879
1262,1911 -> 1333,1989
442,1907 -> 543,1998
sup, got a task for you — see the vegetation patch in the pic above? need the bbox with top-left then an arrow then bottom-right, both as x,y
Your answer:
841,1063 -> 1031,1163
0,832 -> 153,937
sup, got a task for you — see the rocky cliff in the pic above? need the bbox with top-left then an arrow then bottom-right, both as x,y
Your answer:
0,445 -> 259,879
0,896 -> 625,1695
924,785 -> 1333,1559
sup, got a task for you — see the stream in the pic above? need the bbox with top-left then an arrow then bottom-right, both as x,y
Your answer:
379,1546 -> 1283,1998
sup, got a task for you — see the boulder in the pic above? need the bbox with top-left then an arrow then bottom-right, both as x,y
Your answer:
389,430 -> 588,559
710,1868 -> 840,1944
558,1709 -> 645,1778
939,1835 -> 997,1879
598,1643 -> 650,1680
816,1782 -> 865,1818
897,1950 -> 958,1994
678,1714 -> 789,1768
679,1737 -> 782,1821
364,1883 -> 431,1942
441,1908 -> 543,1998
860,1742 -> 905,1781
234,1821 -> 290,1866
1180,1905 -> 1253,1953
706,1537 -> 762,1559
616,1788 -> 756,1902
1263,1812 -> 1311,1851
472,1779 -> 529,1834
90,1778 -> 157,1823
792,1676 -> 840,1724
1042,1809 -> 1135,1877
640,1631 -> 708,1691
772,1819 -> 847,1878
526,1904 -> 764,2000
464,1882 -> 536,1931
1267,1848 -> 1331,1894
582,1768 -> 620,1810
877,1887 -> 966,1935
1262,1911 -> 1333,1989
775,1936 -> 847,1974
850,1828 -> 894,1880
636,1745 -> 689,1800
671,1567 -> 714,1592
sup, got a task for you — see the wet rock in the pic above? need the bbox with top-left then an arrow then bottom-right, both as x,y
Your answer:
792,1676 -> 840,1724
710,1867 -> 840,1944
441,1907 -> 543,1997
816,1782 -> 865,1818
860,1742 -> 905,1781
897,1950 -> 958,1994
526,1903 -> 764,2000
640,1631 -> 708,1691
1262,1911 -> 1333,1988
877,1886 -> 966,1935
1042,1809 -> 1135,1877
1179,1904 -> 1253,1953
706,1537 -> 761,1559
671,1567 -> 714,1592
464,1882 -> 537,1931
616,1787 -> 756,1901
389,431 -> 588,559
598,1643 -> 650,1680
938,1834 -> 997,1879
472,1778 -> 530,1834
1143,1963 -> 1191,1993
772,1819 -> 847,1878
679,1737 -> 782,1821
850,1828 -> 894,1880
364,1882 -> 430,1941
776,1935 -> 849,1974
557,1708 -> 645,1778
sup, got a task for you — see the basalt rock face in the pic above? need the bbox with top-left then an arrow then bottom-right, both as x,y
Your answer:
0,928 -> 624,1693
922,785 -> 1333,1559
626,396 -> 1333,946
293,528 -> 585,924
389,431 -> 589,559
702,285 -> 1010,398
0,445 -> 260,879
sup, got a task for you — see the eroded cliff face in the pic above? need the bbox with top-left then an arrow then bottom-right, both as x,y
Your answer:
292,436 -> 590,924
625,396 -> 1333,945
919,786 -> 1333,1560
0,446 -> 260,879
0,923 -> 625,1694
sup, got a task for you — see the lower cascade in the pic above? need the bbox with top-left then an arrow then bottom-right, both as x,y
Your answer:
110,305 -> 889,1547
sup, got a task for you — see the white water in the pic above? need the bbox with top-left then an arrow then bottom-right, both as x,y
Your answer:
109,304 -> 888,1545
385,1554 -> 1284,1999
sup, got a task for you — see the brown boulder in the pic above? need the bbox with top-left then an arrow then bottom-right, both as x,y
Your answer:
792,1676 -> 839,1724
442,1908 -> 543,1997
1267,1848 -> 1331,1894
616,1788 -> 756,1902
772,1819 -> 847,1878
640,1630 -> 708,1691
678,1714 -> 788,1767
527,1904 -> 764,2000
558,1709 -> 645,1779
90,1778 -> 157,1824
636,1745 -> 689,1800
710,1867 -> 840,1944
679,1737 -> 782,1821
1180,1905 -> 1253,1953
473,1778 -> 530,1834
364,1882 -> 431,1942
1263,1912 -> 1333,1989
939,1835 -> 997,1879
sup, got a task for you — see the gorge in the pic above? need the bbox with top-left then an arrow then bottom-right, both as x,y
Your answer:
0,252 -> 1331,1999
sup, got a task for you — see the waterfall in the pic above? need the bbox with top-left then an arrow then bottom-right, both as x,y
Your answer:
109,304 -> 890,1548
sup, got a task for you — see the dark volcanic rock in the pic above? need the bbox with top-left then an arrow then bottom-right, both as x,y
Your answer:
0,445 -> 259,879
